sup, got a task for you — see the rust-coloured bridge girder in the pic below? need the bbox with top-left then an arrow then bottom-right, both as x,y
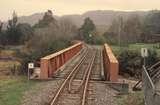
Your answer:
40,42 -> 83,79
103,43 -> 119,82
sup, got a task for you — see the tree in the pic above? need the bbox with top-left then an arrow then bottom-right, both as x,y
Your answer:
16,23 -> 34,44
123,15 -> 142,44
143,10 -> 160,35
0,21 -> 3,33
107,15 -> 142,45
27,12 -> 78,59
6,11 -> 19,44
79,17 -> 96,43
58,18 -> 78,40
34,10 -> 56,28
141,10 -> 160,42
0,21 -> 4,45
106,17 -> 124,45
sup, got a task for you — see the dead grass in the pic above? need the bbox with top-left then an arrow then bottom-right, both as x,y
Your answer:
0,61 -> 20,69
0,50 -> 15,56
117,91 -> 144,105
0,61 -> 20,78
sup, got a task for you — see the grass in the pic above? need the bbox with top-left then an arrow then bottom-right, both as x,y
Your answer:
111,43 -> 160,57
0,46 -> 38,105
0,76 -> 37,105
117,92 -> 144,105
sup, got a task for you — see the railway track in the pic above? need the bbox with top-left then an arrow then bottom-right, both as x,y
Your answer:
22,45 -> 118,105
49,46 -> 96,105
90,47 -> 103,80
53,46 -> 87,78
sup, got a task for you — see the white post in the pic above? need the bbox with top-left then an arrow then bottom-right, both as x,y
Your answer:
28,63 -> 34,80
141,48 -> 148,67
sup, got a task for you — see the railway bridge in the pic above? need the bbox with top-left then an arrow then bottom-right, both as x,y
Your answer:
34,42 -> 119,81
27,42 -> 126,105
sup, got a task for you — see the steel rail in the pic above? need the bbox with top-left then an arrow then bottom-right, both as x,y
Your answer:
68,54 -> 92,93
50,47 -> 89,105
68,46 -> 94,92
81,51 -> 96,105
68,45 -> 91,93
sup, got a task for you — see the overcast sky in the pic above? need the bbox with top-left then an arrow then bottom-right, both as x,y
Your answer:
0,0 -> 160,21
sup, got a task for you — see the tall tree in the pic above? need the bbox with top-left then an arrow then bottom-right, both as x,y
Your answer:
34,10 -> 56,28
138,10 -> 160,42
106,17 -> 124,45
79,17 -> 96,43
142,10 -> 160,41
0,21 -> 3,33
107,15 -> 142,45
144,11 -> 160,34
6,11 -> 19,44
59,18 -> 78,40
0,21 -> 4,45
123,15 -> 142,44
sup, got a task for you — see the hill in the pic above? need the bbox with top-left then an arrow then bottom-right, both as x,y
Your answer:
2,10 -> 148,32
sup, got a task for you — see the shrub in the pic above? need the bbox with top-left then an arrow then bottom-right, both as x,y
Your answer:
16,39 -> 71,74
117,92 -> 144,105
92,35 -> 105,45
118,49 -> 159,78
146,49 -> 159,66
118,50 -> 142,78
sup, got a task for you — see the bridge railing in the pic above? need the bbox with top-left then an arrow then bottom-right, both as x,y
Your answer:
103,43 -> 119,82
40,42 -> 82,79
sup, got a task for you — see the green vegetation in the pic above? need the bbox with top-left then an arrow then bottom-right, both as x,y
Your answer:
0,9 -> 160,105
0,76 -> 37,105
78,17 -> 105,44
79,17 -> 96,43
111,43 -> 160,56
17,39 -> 71,74
142,10 -> 160,36
117,92 -> 144,105
0,10 -> 78,74
0,11 -> 34,45
111,43 -> 160,78
118,49 -> 142,77
33,10 -> 56,28
103,10 -> 160,45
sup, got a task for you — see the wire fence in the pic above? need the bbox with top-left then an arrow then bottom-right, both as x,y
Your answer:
142,66 -> 160,105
